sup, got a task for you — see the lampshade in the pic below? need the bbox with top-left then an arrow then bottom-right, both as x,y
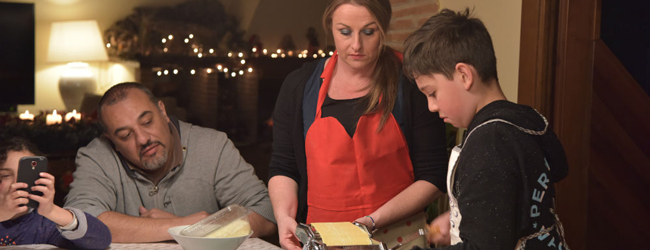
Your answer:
47,20 -> 108,62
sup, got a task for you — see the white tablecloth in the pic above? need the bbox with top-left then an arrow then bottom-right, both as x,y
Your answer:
2,237 -> 281,250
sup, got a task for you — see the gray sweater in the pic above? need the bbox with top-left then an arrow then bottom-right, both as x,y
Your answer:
64,120 -> 275,224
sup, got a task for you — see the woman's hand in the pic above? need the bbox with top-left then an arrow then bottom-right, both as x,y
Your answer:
277,216 -> 301,250
428,211 -> 451,247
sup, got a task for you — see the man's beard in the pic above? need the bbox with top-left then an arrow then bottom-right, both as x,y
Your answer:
139,141 -> 168,171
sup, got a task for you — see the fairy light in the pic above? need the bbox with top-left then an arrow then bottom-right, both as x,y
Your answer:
173,69 -> 179,74
313,54 -> 318,58
228,52 -> 233,57
184,38 -> 189,43
198,53 -> 203,58
223,68 -> 229,73
271,53 -> 278,58
288,51 -> 294,57
239,70 -> 244,75
163,70 -> 169,75
231,72 -> 236,77
329,51 -> 334,56
281,53 -> 286,58
247,67 -> 253,73
190,69 -> 196,75
163,48 -> 168,53
252,47 -> 257,53
321,53 -> 326,57
238,52 -> 244,57
106,43 -> 111,48
276,49 -> 282,54
193,48 -> 199,53
157,71 -> 162,76
209,48 -> 214,54
263,49 -> 268,55
318,49 -> 323,54
168,35 -> 174,40
217,64 -> 223,71
240,59 -> 246,65
162,38 -> 167,43
206,68 -> 213,74
189,34 -> 194,39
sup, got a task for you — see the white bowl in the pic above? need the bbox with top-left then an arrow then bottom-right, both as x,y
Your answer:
168,225 -> 253,250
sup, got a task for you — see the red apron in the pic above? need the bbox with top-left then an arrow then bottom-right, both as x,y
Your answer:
305,54 -> 414,223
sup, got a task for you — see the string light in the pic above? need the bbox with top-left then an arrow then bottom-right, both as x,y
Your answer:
313,54 -> 318,58
106,43 -> 111,48
240,59 -> 246,65
206,68 -> 213,74
173,69 -> 179,74
239,70 -> 244,75
198,53 -> 203,58
164,48 -> 168,53
184,38 -> 189,43
162,38 -> 167,43
238,52 -> 244,57
329,51 -> 334,56
252,47 -> 257,53
189,34 -> 194,39
168,35 -> 174,40
228,52 -> 233,57
190,69 -> 196,75
157,71 -> 162,76
247,67 -> 253,73
209,48 -> 214,53
164,70 -> 169,75
318,49 -> 323,54
193,48 -> 199,53
281,53 -> 286,58
224,68 -> 229,73
231,72 -> 236,77
271,53 -> 278,58
320,53 -> 326,57
263,49 -> 268,55
217,64 -> 223,71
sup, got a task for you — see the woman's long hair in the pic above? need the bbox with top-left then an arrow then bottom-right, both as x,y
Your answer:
322,0 -> 401,132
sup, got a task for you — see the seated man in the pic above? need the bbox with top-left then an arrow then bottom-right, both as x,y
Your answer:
64,82 -> 276,243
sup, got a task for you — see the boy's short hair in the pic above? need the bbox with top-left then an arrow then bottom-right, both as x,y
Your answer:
0,137 -> 42,166
403,8 -> 498,83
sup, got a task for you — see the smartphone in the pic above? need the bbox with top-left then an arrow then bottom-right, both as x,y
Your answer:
16,156 -> 48,209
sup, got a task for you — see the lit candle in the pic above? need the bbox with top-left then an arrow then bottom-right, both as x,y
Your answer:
19,110 -> 34,121
65,109 -> 81,122
46,110 -> 62,125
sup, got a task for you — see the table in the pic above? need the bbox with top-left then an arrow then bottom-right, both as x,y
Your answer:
2,237 -> 281,250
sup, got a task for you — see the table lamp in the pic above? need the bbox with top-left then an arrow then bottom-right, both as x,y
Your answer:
47,20 -> 108,111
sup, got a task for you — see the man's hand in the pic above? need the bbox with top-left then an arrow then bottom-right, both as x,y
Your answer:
428,211 -> 451,247
139,206 -> 178,219
0,182 -> 29,222
31,173 -> 56,217
277,216 -> 301,250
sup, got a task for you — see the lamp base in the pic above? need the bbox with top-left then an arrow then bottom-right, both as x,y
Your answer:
59,76 -> 96,111
59,62 -> 97,111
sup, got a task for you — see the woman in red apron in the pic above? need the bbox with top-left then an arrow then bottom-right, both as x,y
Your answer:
268,1 -> 448,250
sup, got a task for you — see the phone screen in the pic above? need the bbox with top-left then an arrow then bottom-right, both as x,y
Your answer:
16,156 -> 48,209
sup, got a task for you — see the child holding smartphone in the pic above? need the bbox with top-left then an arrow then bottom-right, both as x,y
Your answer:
0,137 -> 111,249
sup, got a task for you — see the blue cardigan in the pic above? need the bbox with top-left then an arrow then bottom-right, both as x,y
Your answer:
0,208 -> 111,249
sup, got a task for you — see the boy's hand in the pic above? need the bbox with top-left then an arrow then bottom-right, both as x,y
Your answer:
0,182 -> 29,222
29,172 -> 56,217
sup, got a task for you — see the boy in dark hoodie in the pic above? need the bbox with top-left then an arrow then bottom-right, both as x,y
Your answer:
0,137 -> 111,249
402,8 -> 569,250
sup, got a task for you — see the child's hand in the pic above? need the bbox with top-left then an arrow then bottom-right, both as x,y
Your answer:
29,172 -> 56,218
428,211 -> 451,247
0,182 -> 29,222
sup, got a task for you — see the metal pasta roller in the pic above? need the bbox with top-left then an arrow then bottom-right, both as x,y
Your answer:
295,222 -> 388,250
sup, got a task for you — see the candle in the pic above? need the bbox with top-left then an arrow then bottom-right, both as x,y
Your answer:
19,110 -> 34,121
46,110 -> 62,125
65,109 -> 81,122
